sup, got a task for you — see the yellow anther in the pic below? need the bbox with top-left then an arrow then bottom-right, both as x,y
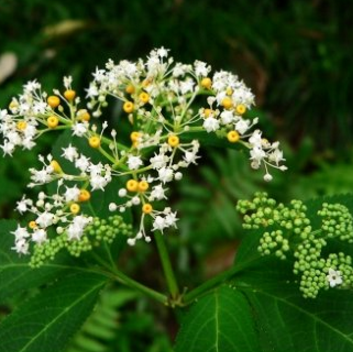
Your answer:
77,109 -> 91,122
50,160 -> 63,173
200,77 -> 212,89
221,97 -> 233,110
16,120 -> 27,131
168,135 -> 180,148
203,108 -> 213,118
29,221 -> 37,229
9,100 -> 19,110
47,116 -> 59,129
70,203 -> 80,215
123,101 -> 134,113
227,130 -> 240,143
47,95 -> 61,108
125,84 -> 135,94
138,180 -> 149,192
139,92 -> 150,104
89,136 -> 101,149
236,104 -> 246,115
130,131 -> 142,143
78,189 -> 91,202
126,179 -> 138,192
64,89 -> 76,101
142,203 -> 153,214
226,87 -> 233,96
142,78 -> 151,87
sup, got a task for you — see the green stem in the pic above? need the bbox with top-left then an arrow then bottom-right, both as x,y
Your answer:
154,231 -> 180,299
110,267 -> 168,305
183,255 -> 266,305
91,251 -> 168,304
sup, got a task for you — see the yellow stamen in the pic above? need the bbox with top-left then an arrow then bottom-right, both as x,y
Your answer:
47,116 -> 59,129
123,101 -> 134,113
125,84 -> 135,94
227,130 -> 240,143
70,203 -> 80,215
50,160 -> 63,173
78,189 -> 91,202
221,97 -> 233,110
138,181 -> 149,192
139,92 -> 150,104
77,109 -> 91,121
89,136 -> 101,149
29,221 -> 37,229
47,95 -> 61,108
168,135 -> 180,147
200,77 -> 212,89
236,104 -> 246,115
126,179 -> 138,192
142,203 -> 153,214
64,89 -> 76,101
16,120 -> 27,131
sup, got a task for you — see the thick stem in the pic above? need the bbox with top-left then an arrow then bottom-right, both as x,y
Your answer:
154,232 -> 180,299
110,267 -> 168,305
183,255 -> 267,305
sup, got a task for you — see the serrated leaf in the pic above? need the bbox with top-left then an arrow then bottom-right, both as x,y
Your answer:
174,286 -> 259,352
0,220 -> 73,302
0,272 -> 107,352
231,194 -> 353,351
235,259 -> 353,352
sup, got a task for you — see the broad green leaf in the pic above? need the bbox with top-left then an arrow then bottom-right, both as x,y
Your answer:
235,260 -> 353,352
0,272 -> 107,352
174,286 -> 259,352
231,194 -> 353,351
0,220 -> 72,302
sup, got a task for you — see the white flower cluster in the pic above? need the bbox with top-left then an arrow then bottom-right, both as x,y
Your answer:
1,47 -> 287,256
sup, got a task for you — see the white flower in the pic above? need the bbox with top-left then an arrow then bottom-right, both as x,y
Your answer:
203,117 -> 220,132
268,149 -> 285,165
150,153 -> 168,170
165,211 -> 178,228
127,155 -> 143,170
12,225 -> 30,241
67,215 -> 91,240
62,144 -> 79,162
36,211 -> 54,228
64,186 -> 81,202
150,184 -> 167,201
12,238 -> 29,254
194,60 -> 210,77
250,146 -> 266,163
72,122 -> 88,137
30,167 -> 52,185
327,268 -> 343,287
75,155 -> 91,172
158,167 -> 174,184
235,119 -> 250,134
32,228 -> 47,244
152,216 -> 167,232
220,110 -> 234,125
16,197 -> 32,214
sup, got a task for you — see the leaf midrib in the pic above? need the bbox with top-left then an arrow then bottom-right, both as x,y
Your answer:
240,285 -> 353,346
19,280 -> 105,352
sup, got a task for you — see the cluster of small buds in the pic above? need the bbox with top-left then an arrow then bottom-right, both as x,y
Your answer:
29,214 -> 131,267
2,48 -> 287,259
237,193 -> 353,298
318,203 -> 353,242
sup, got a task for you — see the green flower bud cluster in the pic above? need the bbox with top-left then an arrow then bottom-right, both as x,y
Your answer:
318,203 -> 353,242
237,193 -> 353,298
30,215 -> 132,268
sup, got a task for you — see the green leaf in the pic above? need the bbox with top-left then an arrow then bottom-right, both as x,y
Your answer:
235,260 -> 353,352
231,194 -> 353,351
0,220 -> 72,302
174,286 -> 259,352
0,272 -> 107,352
